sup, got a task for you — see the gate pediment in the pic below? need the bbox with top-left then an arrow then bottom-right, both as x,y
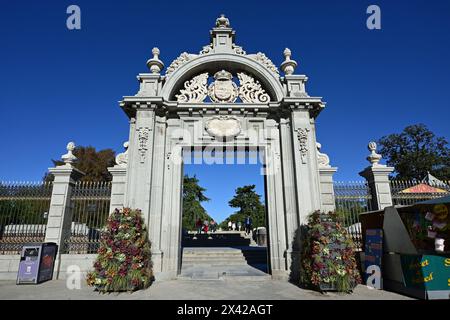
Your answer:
121,14 -> 325,119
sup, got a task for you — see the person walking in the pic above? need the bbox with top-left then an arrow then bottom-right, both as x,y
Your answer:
228,220 -> 232,231
237,221 -> 242,231
196,218 -> 203,234
203,219 -> 209,234
244,216 -> 253,235
232,221 -> 236,231
210,220 -> 216,233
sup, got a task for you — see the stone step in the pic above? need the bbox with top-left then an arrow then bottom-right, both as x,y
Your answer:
183,257 -> 246,262
178,264 -> 271,281
182,256 -> 246,262
181,261 -> 248,267
183,251 -> 244,256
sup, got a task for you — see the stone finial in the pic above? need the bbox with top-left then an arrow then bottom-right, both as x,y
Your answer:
61,142 -> 77,167
367,141 -> 383,166
316,142 -> 331,168
280,48 -> 298,75
146,47 -> 164,74
115,141 -> 129,168
216,14 -> 230,28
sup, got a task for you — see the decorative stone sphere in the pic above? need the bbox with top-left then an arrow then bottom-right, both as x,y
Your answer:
152,47 -> 160,56
368,141 -> 377,152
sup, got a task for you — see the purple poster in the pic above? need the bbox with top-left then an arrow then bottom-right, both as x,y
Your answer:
17,247 -> 41,284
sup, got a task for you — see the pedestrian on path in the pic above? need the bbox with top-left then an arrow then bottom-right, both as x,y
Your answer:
203,219 -> 209,233
196,218 -> 203,234
210,220 -> 217,233
244,216 -> 253,235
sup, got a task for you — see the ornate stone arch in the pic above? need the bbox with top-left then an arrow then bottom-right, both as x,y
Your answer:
117,14 -> 332,282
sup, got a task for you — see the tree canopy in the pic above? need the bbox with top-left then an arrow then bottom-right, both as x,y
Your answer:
220,185 -> 266,229
377,124 -> 450,180
182,175 -> 212,230
45,146 -> 116,182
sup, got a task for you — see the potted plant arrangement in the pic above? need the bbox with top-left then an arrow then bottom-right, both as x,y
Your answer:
300,210 -> 361,293
86,208 -> 154,293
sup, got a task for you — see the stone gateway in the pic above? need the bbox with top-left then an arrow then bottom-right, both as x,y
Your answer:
109,15 -> 337,280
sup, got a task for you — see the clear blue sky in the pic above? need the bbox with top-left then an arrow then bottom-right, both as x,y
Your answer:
1,1 -> 449,222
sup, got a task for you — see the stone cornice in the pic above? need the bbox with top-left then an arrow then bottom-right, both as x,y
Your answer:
280,98 -> 326,118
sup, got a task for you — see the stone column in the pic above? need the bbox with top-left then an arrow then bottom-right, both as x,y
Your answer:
316,143 -> 338,212
44,142 -> 85,279
359,142 -> 394,210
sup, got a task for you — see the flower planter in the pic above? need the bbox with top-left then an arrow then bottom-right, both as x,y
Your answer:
300,211 -> 362,293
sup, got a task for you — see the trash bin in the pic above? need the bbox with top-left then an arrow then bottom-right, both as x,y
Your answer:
17,243 -> 58,285
256,227 -> 267,247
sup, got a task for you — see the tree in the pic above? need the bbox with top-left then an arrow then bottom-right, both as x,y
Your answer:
182,175 -> 212,230
45,146 -> 116,182
221,185 -> 266,229
377,124 -> 450,180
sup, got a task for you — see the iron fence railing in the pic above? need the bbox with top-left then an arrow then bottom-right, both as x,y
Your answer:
64,181 -> 112,254
390,179 -> 450,206
334,181 -> 373,251
0,181 -> 53,254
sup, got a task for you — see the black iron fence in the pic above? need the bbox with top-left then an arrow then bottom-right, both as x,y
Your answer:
3,177 -> 449,256
0,181 -> 53,254
64,181 -> 112,254
334,181 -> 373,251
390,179 -> 450,206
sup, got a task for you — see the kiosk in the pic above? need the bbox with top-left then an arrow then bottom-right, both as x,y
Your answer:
360,196 -> 450,299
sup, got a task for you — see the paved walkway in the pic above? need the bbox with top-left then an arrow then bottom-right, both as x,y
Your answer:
0,279 -> 412,300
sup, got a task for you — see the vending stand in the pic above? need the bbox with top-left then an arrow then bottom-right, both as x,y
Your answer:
360,196 -> 450,300
16,243 -> 58,285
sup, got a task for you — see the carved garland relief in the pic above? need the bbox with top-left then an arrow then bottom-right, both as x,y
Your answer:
297,128 -> 310,164
137,127 -> 150,163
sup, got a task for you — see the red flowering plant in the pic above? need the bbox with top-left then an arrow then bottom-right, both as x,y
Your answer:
300,211 -> 361,292
86,208 -> 153,292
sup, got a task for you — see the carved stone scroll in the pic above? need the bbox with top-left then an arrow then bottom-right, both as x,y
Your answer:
176,73 -> 209,103
237,73 -> 270,103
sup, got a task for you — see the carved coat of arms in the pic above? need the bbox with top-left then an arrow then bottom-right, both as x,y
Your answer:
208,70 -> 238,103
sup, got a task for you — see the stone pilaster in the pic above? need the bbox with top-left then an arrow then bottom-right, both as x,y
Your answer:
291,109 -> 322,225
359,166 -> 394,210
318,167 -> 338,212
359,142 -> 394,210
107,166 -> 127,213
45,165 -> 84,279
